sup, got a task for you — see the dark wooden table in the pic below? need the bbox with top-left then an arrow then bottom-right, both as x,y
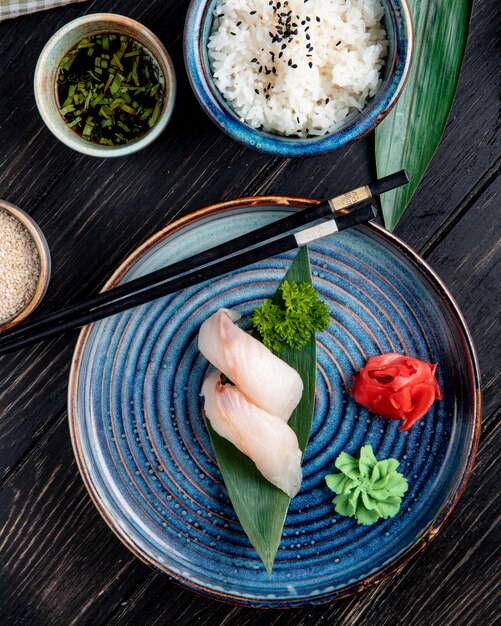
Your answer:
0,1 -> 499,624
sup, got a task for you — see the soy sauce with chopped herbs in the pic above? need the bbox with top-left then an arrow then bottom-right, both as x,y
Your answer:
56,34 -> 164,146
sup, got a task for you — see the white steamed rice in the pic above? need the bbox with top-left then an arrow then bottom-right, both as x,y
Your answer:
208,0 -> 388,137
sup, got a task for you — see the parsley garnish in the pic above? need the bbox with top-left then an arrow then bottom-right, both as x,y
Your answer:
251,280 -> 330,352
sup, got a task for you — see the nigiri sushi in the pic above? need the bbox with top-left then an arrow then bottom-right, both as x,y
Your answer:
201,371 -> 302,497
198,308 -> 303,421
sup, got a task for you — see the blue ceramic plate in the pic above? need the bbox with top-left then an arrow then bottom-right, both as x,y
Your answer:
69,198 -> 480,607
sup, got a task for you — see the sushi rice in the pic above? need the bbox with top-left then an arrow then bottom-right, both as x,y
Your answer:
208,0 -> 388,137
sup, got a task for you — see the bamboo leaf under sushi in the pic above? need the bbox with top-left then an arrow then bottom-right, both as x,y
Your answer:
206,246 -> 316,574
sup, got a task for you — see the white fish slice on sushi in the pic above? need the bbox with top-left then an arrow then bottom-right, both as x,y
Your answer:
198,308 -> 303,421
201,370 -> 303,498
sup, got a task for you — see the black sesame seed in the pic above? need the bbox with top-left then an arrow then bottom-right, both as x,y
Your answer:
325,97 -> 330,103
278,51 -> 283,58
297,116 -> 300,123
291,63 -> 298,68
236,21 -> 242,26
308,61 -> 313,68
306,16 -> 311,21
255,88 -> 259,94
336,41 -> 341,46
306,33 -> 310,40
231,31 -> 236,35
272,66 -> 277,74
251,57 -> 257,63
250,10 -> 257,15
287,58 -> 292,66
316,16 -> 321,22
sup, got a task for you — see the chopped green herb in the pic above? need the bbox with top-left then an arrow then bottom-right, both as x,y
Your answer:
87,69 -> 102,82
148,100 -> 162,128
131,55 -> 140,86
120,103 -> 137,115
325,445 -> 408,525
57,33 -> 164,146
59,104 -> 76,116
109,73 -> 122,95
66,116 -> 82,128
251,280 -> 330,352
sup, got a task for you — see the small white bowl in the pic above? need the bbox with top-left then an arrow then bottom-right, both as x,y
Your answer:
0,200 -> 51,333
34,13 -> 176,158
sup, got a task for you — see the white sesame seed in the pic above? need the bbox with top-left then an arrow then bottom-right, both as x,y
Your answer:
0,209 -> 40,323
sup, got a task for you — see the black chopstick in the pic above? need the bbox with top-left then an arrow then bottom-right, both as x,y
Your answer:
0,170 -> 408,349
0,202 -> 381,355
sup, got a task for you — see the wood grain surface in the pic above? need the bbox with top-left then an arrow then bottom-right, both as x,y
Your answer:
0,0 -> 499,624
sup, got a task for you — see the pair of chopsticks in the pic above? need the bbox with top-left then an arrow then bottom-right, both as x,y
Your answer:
0,170 -> 409,355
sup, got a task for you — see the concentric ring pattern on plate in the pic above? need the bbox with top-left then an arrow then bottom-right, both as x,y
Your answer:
69,201 -> 480,607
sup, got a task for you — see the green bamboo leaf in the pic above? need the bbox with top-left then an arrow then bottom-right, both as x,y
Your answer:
375,0 -> 473,230
206,247 -> 316,574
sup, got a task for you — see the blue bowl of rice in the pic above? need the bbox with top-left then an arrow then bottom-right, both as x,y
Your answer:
184,0 -> 413,157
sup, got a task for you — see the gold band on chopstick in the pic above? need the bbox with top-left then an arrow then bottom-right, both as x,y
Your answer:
328,185 -> 371,213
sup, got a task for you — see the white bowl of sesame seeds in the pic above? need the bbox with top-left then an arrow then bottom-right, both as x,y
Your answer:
0,201 -> 51,333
